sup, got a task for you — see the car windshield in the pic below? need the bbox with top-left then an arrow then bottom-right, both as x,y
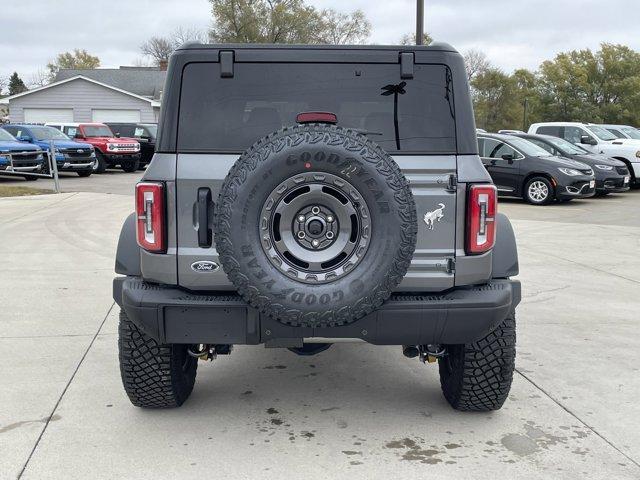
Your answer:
29,126 -> 71,141
144,125 -> 157,138
83,125 -> 114,137
621,127 -> 640,140
0,129 -> 17,141
507,137 -> 553,157
544,136 -> 588,155
589,126 -> 618,141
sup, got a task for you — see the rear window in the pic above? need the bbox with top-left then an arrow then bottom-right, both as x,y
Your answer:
178,62 -> 456,154
536,126 -> 562,137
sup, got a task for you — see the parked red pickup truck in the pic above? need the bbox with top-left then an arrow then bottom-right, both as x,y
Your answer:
46,122 -> 141,173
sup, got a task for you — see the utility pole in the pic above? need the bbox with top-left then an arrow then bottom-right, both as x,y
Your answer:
416,0 -> 424,45
522,98 -> 529,132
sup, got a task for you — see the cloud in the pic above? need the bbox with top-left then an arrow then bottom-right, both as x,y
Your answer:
1,0 -> 638,81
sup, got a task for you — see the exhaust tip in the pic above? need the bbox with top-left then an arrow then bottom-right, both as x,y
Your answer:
402,345 -> 419,358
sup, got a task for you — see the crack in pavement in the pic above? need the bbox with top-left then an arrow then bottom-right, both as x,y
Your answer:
515,369 -> 640,470
17,301 -> 115,479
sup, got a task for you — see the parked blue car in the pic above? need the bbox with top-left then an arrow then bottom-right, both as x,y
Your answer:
0,128 -> 44,181
2,124 -> 95,177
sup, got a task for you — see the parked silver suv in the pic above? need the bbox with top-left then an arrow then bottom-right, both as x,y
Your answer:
113,43 -> 521,412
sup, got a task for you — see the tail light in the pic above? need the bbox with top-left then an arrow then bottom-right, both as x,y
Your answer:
466,184 -> 497,255
136,182 -> 166,253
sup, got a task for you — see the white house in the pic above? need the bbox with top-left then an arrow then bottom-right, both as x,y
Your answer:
0,66 -> 166,124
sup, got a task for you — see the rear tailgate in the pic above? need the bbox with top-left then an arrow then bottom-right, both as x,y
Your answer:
173,56 -> 459,292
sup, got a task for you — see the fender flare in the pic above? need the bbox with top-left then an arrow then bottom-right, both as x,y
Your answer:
114,213 -> 141,276
492,213 -> 518,278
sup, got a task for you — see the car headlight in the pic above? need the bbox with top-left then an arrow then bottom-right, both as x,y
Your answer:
107,143 -> 116,151
636,151 -> 640,158
594,164 -> 613,171
558,167 -> 582,176
0,153 -> 9,163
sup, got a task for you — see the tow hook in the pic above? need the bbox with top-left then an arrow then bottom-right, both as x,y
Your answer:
187,344 -> 233,361
403,344 -> 446,363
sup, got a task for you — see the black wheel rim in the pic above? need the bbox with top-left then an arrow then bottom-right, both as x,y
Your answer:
259,172 -> 371,284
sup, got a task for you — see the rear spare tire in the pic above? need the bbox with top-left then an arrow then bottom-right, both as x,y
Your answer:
214,124 -> 417,327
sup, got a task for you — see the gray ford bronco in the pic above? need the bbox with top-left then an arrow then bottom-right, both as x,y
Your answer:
113,43 -> 521,411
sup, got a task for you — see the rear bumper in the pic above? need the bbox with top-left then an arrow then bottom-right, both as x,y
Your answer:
113,277 -> 521,346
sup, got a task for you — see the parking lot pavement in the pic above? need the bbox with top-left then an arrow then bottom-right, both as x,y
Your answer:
1,191 -> 639,480
0,169 -> 143,196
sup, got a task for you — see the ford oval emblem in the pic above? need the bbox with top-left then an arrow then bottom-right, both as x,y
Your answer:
191,261 -> 219,272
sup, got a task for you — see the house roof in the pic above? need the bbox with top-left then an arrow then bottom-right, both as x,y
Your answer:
55,67 -> 166,100
0,75 -> 162,106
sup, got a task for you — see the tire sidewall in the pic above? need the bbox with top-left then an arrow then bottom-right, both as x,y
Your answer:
94,151 -> 107,173
215,125 -> 416,327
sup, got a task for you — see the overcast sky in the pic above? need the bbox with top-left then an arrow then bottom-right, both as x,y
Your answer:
2,0 -> 639,84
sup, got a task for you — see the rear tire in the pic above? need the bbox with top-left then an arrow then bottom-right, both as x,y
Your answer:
438,314 -> 516,412
94,152 -> 107,174
118,309 -> 197,408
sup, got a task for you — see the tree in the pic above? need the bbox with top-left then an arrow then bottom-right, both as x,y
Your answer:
208,0 -> 371,44
141,27 -> 209,66
471,68 -> 520,132
29,68 -> 50,88
534,44 -> 640,125
399,32 -> 433,46
511,68 -> 542,129
316,9 -> 370,45
463,49 -> 491,82
468,43 -> 640,131
140,36 -> 174,65
8,72 -> 27,96
0,75 -> 9,96
47,49 -> 100,81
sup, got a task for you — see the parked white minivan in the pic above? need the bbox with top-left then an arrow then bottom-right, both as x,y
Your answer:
528,122 -> 640,185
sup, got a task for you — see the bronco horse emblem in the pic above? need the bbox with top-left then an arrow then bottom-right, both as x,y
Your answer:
423,203 -> 445,230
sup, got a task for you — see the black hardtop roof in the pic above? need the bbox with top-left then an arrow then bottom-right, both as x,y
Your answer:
177,42 -> 458,53
157,41 -> 478,155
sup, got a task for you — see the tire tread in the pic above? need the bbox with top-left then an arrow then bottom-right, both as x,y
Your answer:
439,315 -> 516,411
118,310 -> 196,408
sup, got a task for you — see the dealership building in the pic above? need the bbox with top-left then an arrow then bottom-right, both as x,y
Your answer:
0,66 -> 166,124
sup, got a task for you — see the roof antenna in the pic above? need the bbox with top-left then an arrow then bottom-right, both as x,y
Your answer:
416,0 -> 424,45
